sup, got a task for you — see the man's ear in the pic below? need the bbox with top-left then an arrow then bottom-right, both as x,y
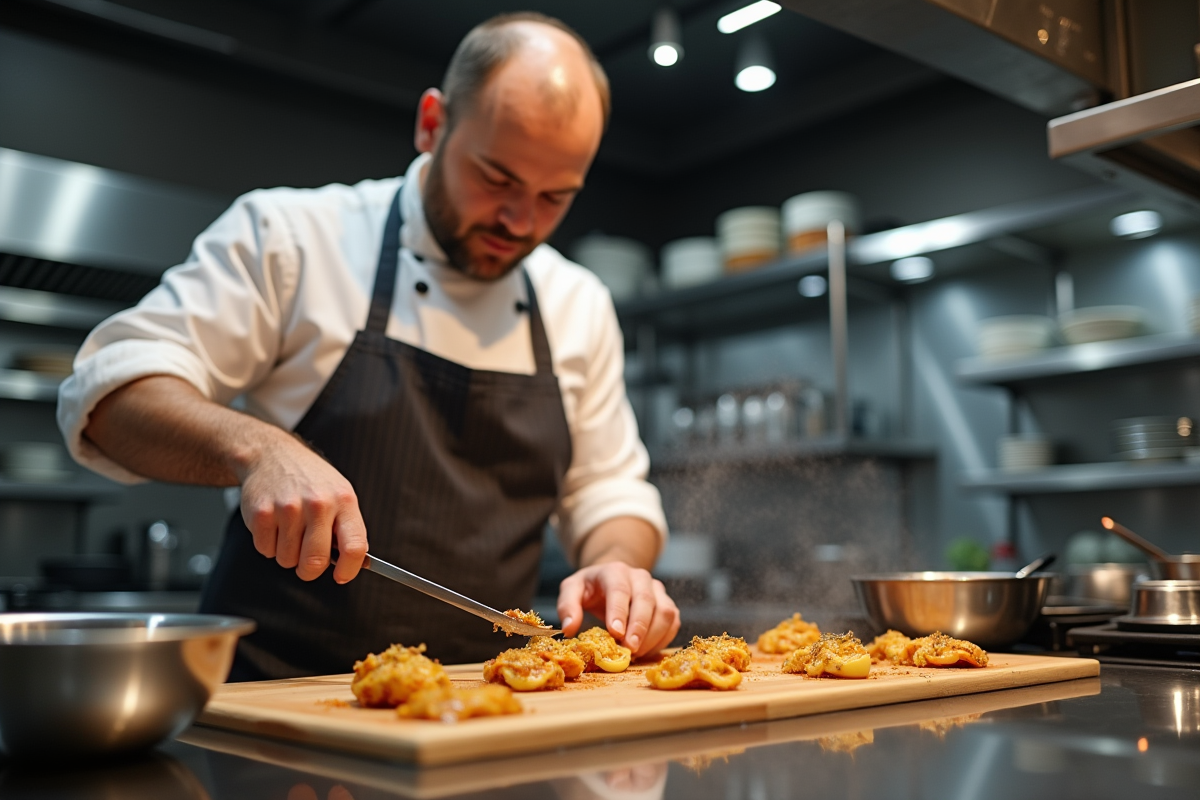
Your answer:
414,89 -> 447,154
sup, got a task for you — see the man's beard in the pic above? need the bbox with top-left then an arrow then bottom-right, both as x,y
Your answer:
423,148 -> 538,281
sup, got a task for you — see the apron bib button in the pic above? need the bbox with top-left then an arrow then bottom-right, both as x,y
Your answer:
415,281 -> 429,294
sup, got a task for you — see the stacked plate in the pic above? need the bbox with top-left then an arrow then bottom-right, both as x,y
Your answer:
997,435 -> 1053,471
2,442 -> 71,482
661,237 -> 722,289
1112,416 -> 1195,461
1190,296 -> 1200,336
571,235 -> 653,302
781,191 -> 861,254
977,315 -> 1055,360
716,207 -> 780,272
1058,305 -> 1145,345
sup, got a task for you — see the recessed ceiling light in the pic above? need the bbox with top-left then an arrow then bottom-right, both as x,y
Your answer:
718,1 -> 782,34
1110,209 -> 1163,239
735,37 -> 775,92
890,256 -> 935,282
798,274 -> 827,297
649,7 -> 683,68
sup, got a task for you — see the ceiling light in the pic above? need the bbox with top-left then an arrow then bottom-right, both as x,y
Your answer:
735,37 -> 775,92
649,7 -> 683,67
891,256 -> 935,283
1110,209 -> 1162,239
797,274 -> 827,297
718,1 -> 782,34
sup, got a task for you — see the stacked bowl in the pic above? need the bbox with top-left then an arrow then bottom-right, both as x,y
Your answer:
1059,305 -> 1145,345
997,434 -> 1053,472
661,237 -> 722,289
781,191 -> 861,255
1112,416 -> 1195,462
977,316 -> 1056,360
716,207 -> 781,272
571,235 -> 653,302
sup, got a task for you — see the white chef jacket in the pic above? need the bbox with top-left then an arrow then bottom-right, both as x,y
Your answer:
57,154 -> 667,560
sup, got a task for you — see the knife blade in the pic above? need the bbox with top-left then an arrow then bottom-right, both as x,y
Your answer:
356,552 -> 561,637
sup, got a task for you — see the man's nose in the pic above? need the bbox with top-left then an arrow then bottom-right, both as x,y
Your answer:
498,193 -> 535,237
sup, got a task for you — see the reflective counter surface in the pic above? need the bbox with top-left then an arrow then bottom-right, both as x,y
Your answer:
1,666 -> 1197,799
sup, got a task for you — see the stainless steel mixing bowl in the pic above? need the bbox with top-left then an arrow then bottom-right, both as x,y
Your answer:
0,612 -> 254,759
851,572 -> 1054,649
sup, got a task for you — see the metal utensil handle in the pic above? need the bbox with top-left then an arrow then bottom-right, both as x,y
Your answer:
1101,516 -> 1174,562
1015,552 -> 1055,579
358,553 -> 560,637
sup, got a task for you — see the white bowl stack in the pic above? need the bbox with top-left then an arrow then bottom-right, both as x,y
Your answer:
571,235 -> 653,302
997,435 -> 1053,472
1112,416 -> 1195,462
977,316 -> 1055,360
716,207 -> 781,272
1058,305 -> 1145,345
661,237 -> 722,289
781,191 -> 861,254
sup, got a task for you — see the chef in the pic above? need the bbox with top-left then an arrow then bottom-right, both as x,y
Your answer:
57,12 -> 679,680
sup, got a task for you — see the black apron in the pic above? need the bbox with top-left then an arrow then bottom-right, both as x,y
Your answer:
200,188 -> 573,680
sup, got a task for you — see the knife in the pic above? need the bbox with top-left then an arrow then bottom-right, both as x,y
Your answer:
346,552 -> 561,637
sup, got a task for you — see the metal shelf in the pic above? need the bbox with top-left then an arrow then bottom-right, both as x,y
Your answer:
961,461 -> 1200,494
0,369 -> 63,402
0,474 -> 124,502
957,334 -> 1200,387
651,437 -> 937,472
0,286 -> 125,330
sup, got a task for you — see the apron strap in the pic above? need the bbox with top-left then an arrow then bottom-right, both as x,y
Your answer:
365,188 -> 403,334
522,270 -> 554,376
367,184 -> 553,376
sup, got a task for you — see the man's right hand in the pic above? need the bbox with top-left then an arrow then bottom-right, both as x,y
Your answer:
237,432 -> 369,583
84,375 -> 369,584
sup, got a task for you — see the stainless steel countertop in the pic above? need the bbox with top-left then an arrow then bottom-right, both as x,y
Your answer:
1,664 -> 1197,798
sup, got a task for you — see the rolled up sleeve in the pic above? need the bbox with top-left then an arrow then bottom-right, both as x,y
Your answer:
555,286 -> 667,563
56,191 -> 297,483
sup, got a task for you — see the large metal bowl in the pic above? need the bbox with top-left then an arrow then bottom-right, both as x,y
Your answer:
851,572 -> 1054,649
0,612 -> 254,759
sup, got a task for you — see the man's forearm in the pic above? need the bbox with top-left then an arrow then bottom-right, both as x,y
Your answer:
577,516 -> 661,570
84,374 -> 292,486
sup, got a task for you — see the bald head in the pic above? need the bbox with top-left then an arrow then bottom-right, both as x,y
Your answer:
442,13 -> 610,132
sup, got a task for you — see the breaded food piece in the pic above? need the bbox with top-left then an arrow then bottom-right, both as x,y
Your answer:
646,649 -> 743,690
494,608 -> 549,636
574,627 -> 632,673
351,644 -> 450,708
483,647 -> 566,691
817,730 -> 875,753
689,633 -> 753,671
867,629 -> 917,664
397,684 -> 523,722
756,614 -> 821,654
528,635 -> 588,679
782,632 -> 871,679
910,632 -> 989,667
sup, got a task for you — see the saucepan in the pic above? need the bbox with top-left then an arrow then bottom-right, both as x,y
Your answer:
0,613 -> 254,759
851,557 -> 1055,650
1101,517 -> 1200,580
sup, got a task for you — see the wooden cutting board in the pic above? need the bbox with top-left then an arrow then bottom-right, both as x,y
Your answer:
198,652 -> 1099,766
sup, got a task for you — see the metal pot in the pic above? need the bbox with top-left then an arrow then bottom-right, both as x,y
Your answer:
1150,555 -> 1200,580
1063,563 -> 1151,605
851,572 -> 1053,649
1116,580 -> 1200,630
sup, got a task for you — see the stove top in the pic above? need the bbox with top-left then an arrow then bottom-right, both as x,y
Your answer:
1069,623 -> 1200,669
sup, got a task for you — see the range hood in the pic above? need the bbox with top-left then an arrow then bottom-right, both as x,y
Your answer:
782,0 -> 1200,215
0,148 -> 228,302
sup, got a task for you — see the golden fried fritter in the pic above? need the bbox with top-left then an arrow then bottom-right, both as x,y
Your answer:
782,632 -> 871,679
756,614 -> 821,654
528,635 -> 588,679
646,648 -> 743,690
397,684 -> 523,722
494,608 -> 549,636
351,644 -> 450,708
483,647 -> 566,691
910,632 -> 989,667
867,630 -> 917,664
689,633 -> 753,671
574,627 -> 632,673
